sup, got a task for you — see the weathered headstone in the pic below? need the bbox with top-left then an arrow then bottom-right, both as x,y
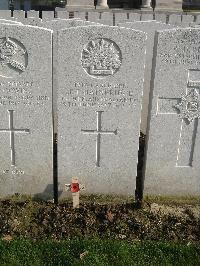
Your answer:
57,25 -> 146,196
56,11 -> 70,19
0,10 -> 11,19
154,13 -> 167,23
196,15 -> 200,24
181,14 -> 194,27
42,11 -> 55,21
74,12 -> 86,20
145,28 -> 200,195
140,13 -> 154,21
129,12 -> 141,22
88,11 -> 101,23
13,11 -> 25,20
99,12 -> 113,26
168,14 -> 182,26
114,13 -> 128,25
117,21 -> 176,134
0,24 -> 53,198
27,10 -> 40,19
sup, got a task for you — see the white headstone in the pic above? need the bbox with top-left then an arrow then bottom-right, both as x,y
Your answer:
27,10 -> 40,18
57,25 -> 146,196
145,28 -> 200,196
0,10 -> 11,19
154,13 -> 167,23
114,13 -> 128,25
42,11 -> 55,21
118,21 -> 176,134
129,13 -> 141,22
88,11 -> 101,23
168,14 -> 182,26
140,13 -> 154,21
181,14 -> 195,27
13,10 -> 25,20
99,12 -> 113,25
74,12 -> 86,20
56,11 -> 69,19
0,24 -> 53,199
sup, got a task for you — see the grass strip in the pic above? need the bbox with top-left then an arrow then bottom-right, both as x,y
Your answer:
0,238 -> 199,266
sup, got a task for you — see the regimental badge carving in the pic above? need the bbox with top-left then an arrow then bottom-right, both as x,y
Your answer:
175,89 -> 200,123
81,38 -> 122,78
0,37 -> 27,78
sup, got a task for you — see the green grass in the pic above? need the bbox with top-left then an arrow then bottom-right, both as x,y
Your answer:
0,239 -> 199,266
144,195 -> 200,205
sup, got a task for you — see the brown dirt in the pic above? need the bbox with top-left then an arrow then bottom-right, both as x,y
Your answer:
0,196 -> 199,243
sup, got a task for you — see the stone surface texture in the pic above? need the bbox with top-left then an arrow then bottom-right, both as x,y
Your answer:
144,28 -> 200,195
168,14 -> 182,26
0,24 -> 53,199
0,19 -> 22,25
66,0 -> 94,9
156,0 -> 182,10
42,19 -> 100,134
57,25 -> 146,196
118,21 -> 176,134
0,10 -> 11,19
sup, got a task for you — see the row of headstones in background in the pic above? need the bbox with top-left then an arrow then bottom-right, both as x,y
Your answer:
0,20 -> 199,199
0,10 -> 200,27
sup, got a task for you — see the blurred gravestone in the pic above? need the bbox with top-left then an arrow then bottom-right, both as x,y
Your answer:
0,24 -> 53,199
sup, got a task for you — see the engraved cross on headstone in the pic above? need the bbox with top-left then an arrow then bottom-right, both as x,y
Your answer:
81,111 -> 117,167
0,110 -> 30,166
157,69 -> 200,167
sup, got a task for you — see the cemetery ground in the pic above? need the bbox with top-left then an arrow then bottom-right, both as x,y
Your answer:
0,194 -> 200,265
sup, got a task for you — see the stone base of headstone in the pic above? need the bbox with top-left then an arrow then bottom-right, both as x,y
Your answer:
96,0 -> 109,9
155,0 -> 182,11
96,6 -> 109,9
66,0 -> 94,10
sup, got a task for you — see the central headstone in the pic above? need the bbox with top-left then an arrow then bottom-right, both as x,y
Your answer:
57,25 -> 146,196
0,24 -> 53,199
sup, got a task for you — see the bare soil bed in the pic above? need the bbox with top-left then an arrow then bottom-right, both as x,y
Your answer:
0,195 -> 199,243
